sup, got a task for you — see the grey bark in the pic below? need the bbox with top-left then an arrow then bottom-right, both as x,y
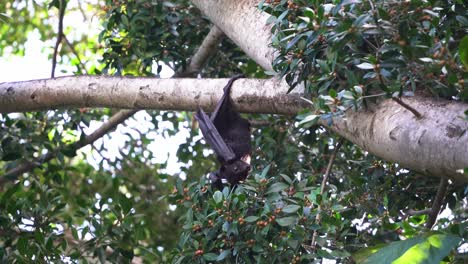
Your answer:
179,26 -> 225,77
0,76 -> 305,115
191,0 -> 275,71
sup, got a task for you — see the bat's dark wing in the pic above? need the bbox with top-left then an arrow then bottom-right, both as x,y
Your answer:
195,109 -> 236,163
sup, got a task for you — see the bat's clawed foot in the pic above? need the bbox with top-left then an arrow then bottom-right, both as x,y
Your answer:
209,171 -> 224,190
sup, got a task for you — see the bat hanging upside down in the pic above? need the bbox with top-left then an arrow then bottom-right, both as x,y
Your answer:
195,75 -> 252,190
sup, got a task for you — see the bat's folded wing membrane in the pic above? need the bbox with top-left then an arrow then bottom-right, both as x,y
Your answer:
196,109 -> 236,163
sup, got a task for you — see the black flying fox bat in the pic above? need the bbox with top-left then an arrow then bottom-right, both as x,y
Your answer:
195,76 -> 251,190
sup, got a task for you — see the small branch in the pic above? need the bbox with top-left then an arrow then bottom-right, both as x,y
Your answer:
175,26 -> 225,77
0,110 -> 136,186
310,138 -> 344,251
392,97 -> 423,119
360,92 -> 387,99
406,208 -> 431,216
63,35 -> 88,74
373,56 -> 422,120
63,228 -> 142,263
426,178 -> 449,228
249,120 -> 271,127
51,0 -> 66,78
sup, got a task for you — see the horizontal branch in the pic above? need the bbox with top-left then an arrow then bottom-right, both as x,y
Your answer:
0,76 -> 305,115
1,76 -> 467,182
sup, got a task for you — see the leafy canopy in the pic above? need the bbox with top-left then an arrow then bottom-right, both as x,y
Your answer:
0,0 -> 466,263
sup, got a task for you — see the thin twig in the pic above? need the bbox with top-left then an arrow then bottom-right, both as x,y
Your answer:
51,0 -> 66,78
392,97 -> 423,119
360,92 -> 387,99
310,138 -> 344,251
426,178 -> 449,228
63,35 -> 88,74
371,45 -> 423,120
0,110 -> 136,185
249,120 -> 271,127
406,208 -> 431,216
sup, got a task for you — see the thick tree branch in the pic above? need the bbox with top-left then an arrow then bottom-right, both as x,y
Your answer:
1,77 -> 467,182
0,77 -> 305,115
326,99 -> 468,183
191,0 -> 275,71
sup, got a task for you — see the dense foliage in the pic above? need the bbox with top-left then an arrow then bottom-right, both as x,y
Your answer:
0,0 -> 466,263
261,0 -> 467,124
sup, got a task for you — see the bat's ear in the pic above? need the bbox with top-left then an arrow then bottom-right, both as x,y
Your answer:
195,108 -> 236,163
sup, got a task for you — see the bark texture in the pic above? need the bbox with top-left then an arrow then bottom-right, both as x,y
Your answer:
191,0 -> 275,71
177,26 -> 225,77
191,0 -> 468,182
0,76 -> 306,115
327,97 -> 468,182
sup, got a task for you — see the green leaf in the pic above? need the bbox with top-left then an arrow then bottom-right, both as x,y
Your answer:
213,191 -> 223,204
119,195 -> 132,214
298,114 -> 319,126
61,146 -> 77,158
459,35 -> 468,69
360,233 -> 462,264
17,236 -> 28,255
203,253 -> 218,261
217,249 -> 231,261
393,234 -> 461,264
174,256 -> 185,264
266,182 -> 289,194
303,8 -> 315,20
244,216 -> 259,223
282,204 -> 301,214
260,164 -> 271,179
356,62 -> 374,70
280,174 -> 293,184
275,216 -> 298,227
286,34 -> 303,51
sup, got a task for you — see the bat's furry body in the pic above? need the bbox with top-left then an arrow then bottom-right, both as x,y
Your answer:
195,76 -> 251,189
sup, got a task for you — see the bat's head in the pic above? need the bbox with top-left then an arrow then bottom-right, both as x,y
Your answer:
221,159 -> 251,185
